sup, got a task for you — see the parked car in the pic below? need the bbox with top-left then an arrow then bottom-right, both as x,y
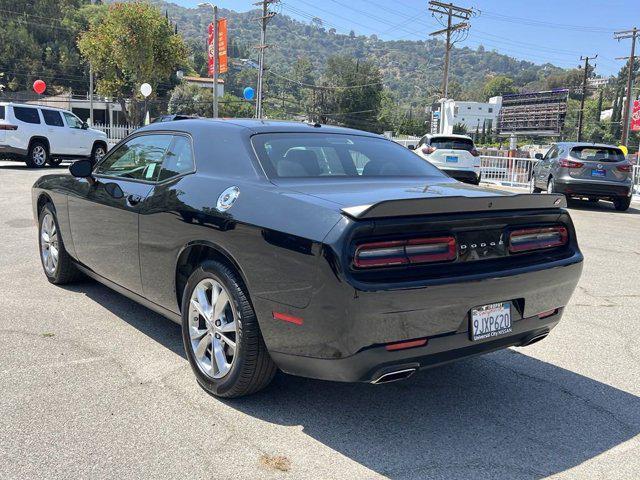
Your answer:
0,102 -> 108,168
152,114 -> 199,123
531,142 -> 633,211
412,133 -> 481,184
32,119 -> 583,398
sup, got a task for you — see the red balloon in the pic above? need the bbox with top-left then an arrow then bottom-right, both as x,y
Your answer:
33,80 -> 46,95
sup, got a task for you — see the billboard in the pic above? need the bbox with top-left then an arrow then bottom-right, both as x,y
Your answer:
631,100 -> 640,132
497,90 -> 569,136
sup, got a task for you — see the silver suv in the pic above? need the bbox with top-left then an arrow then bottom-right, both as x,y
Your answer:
531,142 -> 633,211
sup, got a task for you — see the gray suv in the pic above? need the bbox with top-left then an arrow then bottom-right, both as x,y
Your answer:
531,142 -> 633,211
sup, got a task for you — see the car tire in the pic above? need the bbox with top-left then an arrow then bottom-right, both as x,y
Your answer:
38,203 -> 84,284
47,157 -> 63,167
181,260 -> 277,398
26,141 -> 48,168
530,177 -> 542,193
613,197 -> 631,212
90,143 -> 107,166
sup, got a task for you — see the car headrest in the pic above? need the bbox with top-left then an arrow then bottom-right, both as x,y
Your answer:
283,149 -> 321,176
277,160 -> 308,177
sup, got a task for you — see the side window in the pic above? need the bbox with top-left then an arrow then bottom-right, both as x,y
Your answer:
13,107 -> 41,124
0,105 -> 5,120
417,136 -> 427,147
63,112 -> 83,129
42,109 -> 64,127
158,136 -> 195,181
96,134 -> 173,181
544,146 -> 558,161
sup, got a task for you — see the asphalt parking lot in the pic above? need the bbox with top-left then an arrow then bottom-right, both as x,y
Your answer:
1,160 -> 639,480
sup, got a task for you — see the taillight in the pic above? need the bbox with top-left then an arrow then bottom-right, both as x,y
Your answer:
354,236 -> 456,268
559,158 -> 583,168
0,124 -> 18,130
470,148 -> 480,157
421,146 -> 436,155
616,163 -> 632,172
509,226 -> 568,253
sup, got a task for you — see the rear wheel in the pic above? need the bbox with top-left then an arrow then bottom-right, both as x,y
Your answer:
47,157 -> 63,167
530,177 -> 542,193
38,204 -> 84,284
181,260 -> 277,398
90,143 -> 106,165
614,197 -> 631,211
26,141 -> 48,168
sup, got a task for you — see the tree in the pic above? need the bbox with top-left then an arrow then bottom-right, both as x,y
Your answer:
452,123 -> 467,134
78,2 -> 188,124
168,83 -> 253,118
482,76 -> 516,100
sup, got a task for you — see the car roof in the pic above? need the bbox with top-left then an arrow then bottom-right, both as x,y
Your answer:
0,102 -> 69,113
137,118 -> 383,137
555,142 -> 622,150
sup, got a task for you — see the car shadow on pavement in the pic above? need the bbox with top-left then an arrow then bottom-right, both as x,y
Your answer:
65,281 -> 640,479
567,198 -> 640,214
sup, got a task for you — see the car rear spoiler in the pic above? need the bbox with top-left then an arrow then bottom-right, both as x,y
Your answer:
341,194 -> 567,219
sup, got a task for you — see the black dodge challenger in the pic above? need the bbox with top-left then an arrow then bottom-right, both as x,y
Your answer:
32,119 -> 583,398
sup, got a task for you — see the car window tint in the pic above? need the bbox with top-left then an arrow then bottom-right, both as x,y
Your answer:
42,109 -> 64,127
429,137 -> 474,151
158,135 -> 195,181
0,106 -> 5,120
544,146 -> 558,160
13,107 -> 41,124
252,133 -> 445,179
63,112 -> 83,129
570,146 -> 625,163
97,134 -> 172,181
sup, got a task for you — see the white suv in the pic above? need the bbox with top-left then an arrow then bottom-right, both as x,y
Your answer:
413,134 -> 481,185
0,102 -> 108,168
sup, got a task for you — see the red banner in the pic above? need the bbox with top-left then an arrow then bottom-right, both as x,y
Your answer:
631,100 -> 640,132
207,19 -> 228,77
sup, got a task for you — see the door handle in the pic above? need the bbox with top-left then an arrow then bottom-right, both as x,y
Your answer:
126,194 -> 142,206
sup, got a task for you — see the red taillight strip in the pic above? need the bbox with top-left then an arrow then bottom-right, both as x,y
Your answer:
385,338 -> 428,351
559,158 -> 584,168
616,163 -> 632,172
509,226 -> 568,253
273,311 -> 303,325
354,236 -> 456,269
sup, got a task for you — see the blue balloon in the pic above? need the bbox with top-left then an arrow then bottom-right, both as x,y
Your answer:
243,87 -> 255,101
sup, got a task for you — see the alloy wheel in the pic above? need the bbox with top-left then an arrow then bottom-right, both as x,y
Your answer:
40,213 -> 59,275
32,146 -> 47,166
94,147 -> 106,162
188,278 -> 238,379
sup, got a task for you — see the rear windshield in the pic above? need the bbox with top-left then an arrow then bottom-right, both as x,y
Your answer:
252,133 -> 445,179
569,146 -> 625,163
429,137 -> 475,151
0,105 -> 4,120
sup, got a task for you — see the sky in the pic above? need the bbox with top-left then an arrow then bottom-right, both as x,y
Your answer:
178,0 -> 639,76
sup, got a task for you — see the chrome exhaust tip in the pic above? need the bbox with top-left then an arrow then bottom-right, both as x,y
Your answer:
371,368 -> 417,385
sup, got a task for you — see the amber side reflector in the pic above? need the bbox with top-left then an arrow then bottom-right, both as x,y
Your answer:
273,311 -> 304,325
538,308 -> 559,319
385,338 -> 428,351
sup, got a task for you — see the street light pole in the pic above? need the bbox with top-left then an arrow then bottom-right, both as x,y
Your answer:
199,3 -> 219,118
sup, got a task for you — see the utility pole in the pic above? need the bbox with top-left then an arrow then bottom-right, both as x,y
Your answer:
89,63 -> 94,126
577,54 -> 597,142
614,27 -> 638,148
198,3 -> 219,117
254,0 -> 278,119
428,1 -> 473,133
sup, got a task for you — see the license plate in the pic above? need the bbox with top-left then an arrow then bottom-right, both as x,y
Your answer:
591,169 -> 606,177
470,302 -> 512,341
446,155 -> 458,163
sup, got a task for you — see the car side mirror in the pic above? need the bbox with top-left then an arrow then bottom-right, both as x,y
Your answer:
69,159 -> 93,178
81,121 -> 89,130
534,153 -> 543,160
408,144 -> 416,150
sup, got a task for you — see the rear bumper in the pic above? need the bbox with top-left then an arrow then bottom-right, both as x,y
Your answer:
442,168 -> 481,184
554,179 -> 631,198
271,311 -> 562,383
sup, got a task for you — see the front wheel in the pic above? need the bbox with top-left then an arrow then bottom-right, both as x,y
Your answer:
181,260 -> 277,398
38,204 -> 84,284
90,144 -> 107,165
614,197 -> 631,211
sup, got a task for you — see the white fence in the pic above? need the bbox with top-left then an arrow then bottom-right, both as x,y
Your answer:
480,156 -> 538,189
92,123 -> 140,146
